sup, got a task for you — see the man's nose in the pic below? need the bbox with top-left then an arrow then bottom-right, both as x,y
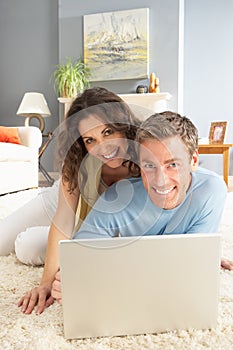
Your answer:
155,167 -> 166,186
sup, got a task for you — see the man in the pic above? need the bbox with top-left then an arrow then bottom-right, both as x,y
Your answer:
52,112 -> 232,304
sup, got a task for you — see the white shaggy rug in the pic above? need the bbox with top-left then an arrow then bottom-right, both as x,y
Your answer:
0,190 -> 233,350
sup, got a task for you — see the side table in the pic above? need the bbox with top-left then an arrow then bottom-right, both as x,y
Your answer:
38,132 -> 54,186
198,143 -> 233,187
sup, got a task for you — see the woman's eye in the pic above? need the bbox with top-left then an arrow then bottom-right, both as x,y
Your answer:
85,138 -> 93,145
104,128 -> 113,136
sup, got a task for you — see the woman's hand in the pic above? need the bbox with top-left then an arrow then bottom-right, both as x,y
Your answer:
51,270 -> 62,305
221,258 -> 233,271
18,285 -> 54,315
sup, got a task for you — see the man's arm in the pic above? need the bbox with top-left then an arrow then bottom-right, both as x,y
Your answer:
185,175 -> 227,234
185,176 -> 232,270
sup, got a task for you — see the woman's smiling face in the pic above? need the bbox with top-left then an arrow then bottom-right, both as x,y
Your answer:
78,114 -> 129,168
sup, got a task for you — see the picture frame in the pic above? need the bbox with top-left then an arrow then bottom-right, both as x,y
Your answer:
209,121 -> 227,144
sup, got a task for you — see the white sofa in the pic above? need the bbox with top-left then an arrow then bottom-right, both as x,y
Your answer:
0,126 -> 42,195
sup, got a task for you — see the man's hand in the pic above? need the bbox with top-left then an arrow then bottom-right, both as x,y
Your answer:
51,270 -> 62,305
18,285 -> 54,315
221,258 -> 233,271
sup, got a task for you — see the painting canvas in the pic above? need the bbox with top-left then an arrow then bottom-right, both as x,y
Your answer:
83,8 -> 149,82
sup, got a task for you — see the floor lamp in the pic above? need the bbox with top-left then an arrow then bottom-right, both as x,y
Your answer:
16,92 -> 51,132
17,92 -> 54,185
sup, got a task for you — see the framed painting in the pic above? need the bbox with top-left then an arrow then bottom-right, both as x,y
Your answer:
83,8 -> 149,82
209,121 -> 227,144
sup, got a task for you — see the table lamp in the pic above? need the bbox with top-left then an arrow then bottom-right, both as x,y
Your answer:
16,92 -> 51,133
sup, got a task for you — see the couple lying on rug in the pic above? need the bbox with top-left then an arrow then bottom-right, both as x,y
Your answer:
0,87 -> 232,316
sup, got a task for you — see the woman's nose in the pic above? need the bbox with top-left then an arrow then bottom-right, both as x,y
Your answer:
95,142 -> 110,155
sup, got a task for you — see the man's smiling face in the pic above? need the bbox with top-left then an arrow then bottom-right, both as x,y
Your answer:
139,136 -> 198,210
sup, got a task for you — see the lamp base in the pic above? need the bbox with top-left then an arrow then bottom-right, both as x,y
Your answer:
25,114 -> 45,133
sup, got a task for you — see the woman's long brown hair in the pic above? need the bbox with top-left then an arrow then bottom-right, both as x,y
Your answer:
56,87 -> 141,193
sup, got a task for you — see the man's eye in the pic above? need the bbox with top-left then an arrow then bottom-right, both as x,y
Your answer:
169,162 -> 177,168
144,163 -> 155,169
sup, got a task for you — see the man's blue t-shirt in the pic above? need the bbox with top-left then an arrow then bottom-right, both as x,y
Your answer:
74,167 -> 227,240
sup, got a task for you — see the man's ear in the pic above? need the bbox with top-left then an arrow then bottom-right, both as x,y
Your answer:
191,149 -> 199,171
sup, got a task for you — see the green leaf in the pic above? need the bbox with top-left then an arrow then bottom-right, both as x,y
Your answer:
50,56 -> 91,97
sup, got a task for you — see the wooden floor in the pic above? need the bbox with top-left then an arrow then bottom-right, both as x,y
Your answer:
39,172 -> 59,188
39,180 -> 53,187
228,177 -> 233,192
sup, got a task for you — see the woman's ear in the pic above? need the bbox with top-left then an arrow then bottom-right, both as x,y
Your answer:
191,150 -> 199,171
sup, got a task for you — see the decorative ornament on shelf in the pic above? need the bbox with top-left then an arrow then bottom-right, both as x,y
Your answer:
136,85 -> 148,94
149,72 -> 160,93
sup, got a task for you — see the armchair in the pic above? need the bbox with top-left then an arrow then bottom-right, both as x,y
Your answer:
0,126 -> 42,195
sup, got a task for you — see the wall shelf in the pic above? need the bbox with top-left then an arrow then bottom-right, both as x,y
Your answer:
118,92 -> 171,115
58,97 -> 75,120
58,92 -> 172,121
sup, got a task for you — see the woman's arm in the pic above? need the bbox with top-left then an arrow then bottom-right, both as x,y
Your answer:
18,180 -> 79,314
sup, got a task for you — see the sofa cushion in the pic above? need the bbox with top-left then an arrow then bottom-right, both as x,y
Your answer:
0,126 -> 21,144
0,143 -> 35,162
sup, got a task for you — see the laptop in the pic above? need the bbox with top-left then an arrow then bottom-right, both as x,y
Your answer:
59,233 -> 221,339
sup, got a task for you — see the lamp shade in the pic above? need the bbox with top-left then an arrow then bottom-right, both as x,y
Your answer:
16,92 -> 51,117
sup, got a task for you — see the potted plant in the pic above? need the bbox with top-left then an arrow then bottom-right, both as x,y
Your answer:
51,56 -> 91,98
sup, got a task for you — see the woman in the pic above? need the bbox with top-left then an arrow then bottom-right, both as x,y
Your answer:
18,87 -> 141,314
0,180 -> 59,264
